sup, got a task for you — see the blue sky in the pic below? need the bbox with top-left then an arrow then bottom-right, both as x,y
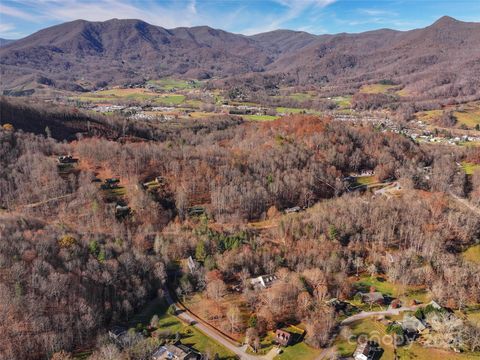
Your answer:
1,0 -> 480,39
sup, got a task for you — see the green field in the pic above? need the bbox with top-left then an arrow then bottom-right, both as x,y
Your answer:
416,109 -> 443,123
354,175 -> 377,186
148,78 -> 199,91
463,244 -> 480,264
462,162 -> 480,175
359,83 -> 398,94
353,275 -> 430,304
276,107 -> 306,114
331,96 -> 352,108
454,104 -> 480,128
244,114 -> 278,121
154,94 -> 186,105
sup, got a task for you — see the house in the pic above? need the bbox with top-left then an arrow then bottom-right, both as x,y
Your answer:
187,256 -> 199,273
115,203 -> 131,218
108,326 -> 127,345
275,329 -> 292,347
151,343 -> 200,360
284,206 -> 301,214
58,155 -> 78,164
353,341 -> 383,360
401,314 -> 426,334
427,300 -> 443,310
359,292 -> 385,305
250,274 -> 277,289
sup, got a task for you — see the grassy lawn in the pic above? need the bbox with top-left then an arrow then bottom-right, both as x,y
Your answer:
353,275 -> 430,304
247,331 -> 276,355
359,83 -> 398,94
274,342 -> 321,360
331,96 -> 352,108
129,297 -> 236,360
396,88 -> 412,97
334,319 -> 395,359
416,109 -> 443,123
462,162 -> 480,175
354,175 -> 377,186
244,114 -> 278,121
276,107 -> 306,114
148,78 -> 199,91
397,343 -> 480,360
454,104 -> 480,128
288,92 -> 313,102
463,244 -> 480,264
155,94 -> 186,105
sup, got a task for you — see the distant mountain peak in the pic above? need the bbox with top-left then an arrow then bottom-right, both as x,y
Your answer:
432,15 -> 461,26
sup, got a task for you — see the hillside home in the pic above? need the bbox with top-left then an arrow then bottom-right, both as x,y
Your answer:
250,274 -> 277,289
151,343 -> 200,360
275,329 -> 292,347
401,314 -> 426,334
353,341 -> 383,360
187,256 -> 199,273
359,292 -> 385,305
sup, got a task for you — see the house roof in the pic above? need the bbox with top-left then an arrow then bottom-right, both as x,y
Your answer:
361,292 -> 384,302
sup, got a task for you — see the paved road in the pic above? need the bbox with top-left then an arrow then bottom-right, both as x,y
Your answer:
164,290 -> 278,360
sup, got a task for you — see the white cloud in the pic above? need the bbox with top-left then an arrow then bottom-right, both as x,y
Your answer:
0,3 -> 39,21
241,0 -> 336,35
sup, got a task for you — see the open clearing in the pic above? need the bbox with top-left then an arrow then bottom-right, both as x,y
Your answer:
462,162 -> 480,175
463,244 -> 480,264
148,78 -> 199,91
359,83 -> 398,94
244,114 -> 278,121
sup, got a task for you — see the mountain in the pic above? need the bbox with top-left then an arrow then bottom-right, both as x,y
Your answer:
0,38 -> 15,47
1,16 -> 479,99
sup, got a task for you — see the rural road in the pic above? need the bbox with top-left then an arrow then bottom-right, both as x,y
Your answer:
164,290 -> 278,360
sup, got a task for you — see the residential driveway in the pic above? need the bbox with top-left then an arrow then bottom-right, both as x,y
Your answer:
165,290 -> 278,360
340,305 -> 418,325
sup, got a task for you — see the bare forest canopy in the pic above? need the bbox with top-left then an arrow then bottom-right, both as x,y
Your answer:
1,94 -> 480,359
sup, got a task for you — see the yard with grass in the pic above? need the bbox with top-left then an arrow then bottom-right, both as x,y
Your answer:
463,244 -> 480,264
274,341 -> 321,360
154,94 -> 186,106
331,96 -> 352,108
148,78 -> 199,91
353,275 -> 431,304
244,114 -> 279,121
462,162 -> 480,175
454,103 -> 480,128
288,92 -> 314,102
276,107 -> 306,114
128,297 -> 237,360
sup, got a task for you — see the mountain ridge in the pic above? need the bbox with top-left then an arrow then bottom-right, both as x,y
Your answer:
0,16 -> 479,99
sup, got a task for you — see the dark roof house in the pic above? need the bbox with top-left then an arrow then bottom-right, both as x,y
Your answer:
151,343 -> 200,360
359,292 -> 385,304
275,329 -> 292,347
353,341 -> 383,360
